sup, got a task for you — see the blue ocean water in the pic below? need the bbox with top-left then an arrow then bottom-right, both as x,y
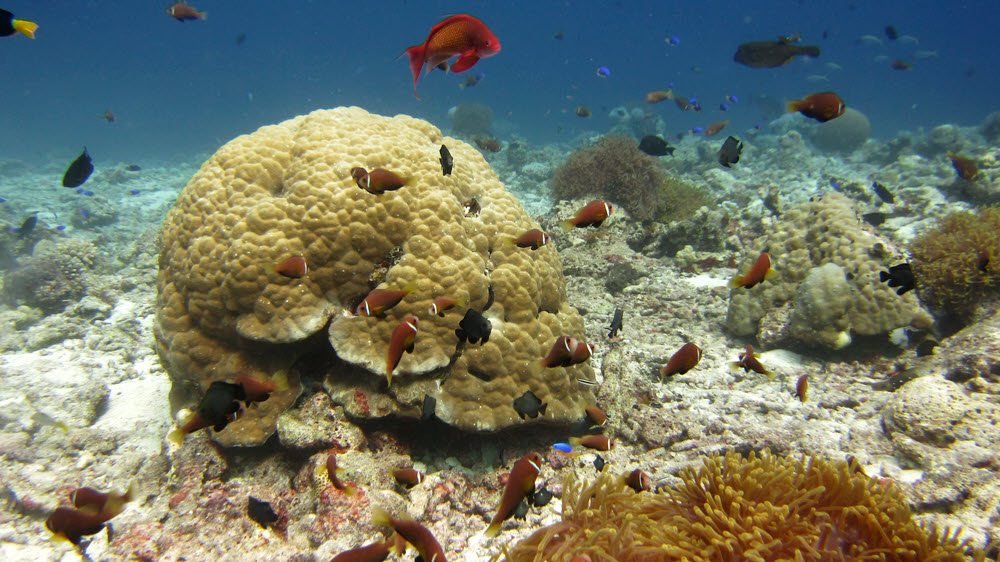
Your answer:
1,1 -> 997,166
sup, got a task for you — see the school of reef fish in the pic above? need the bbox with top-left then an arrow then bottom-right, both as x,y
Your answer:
1,8 -> 1000,562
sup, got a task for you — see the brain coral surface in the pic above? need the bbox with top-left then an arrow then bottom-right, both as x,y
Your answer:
156,107 -> 594,445
725,192 -> 933,348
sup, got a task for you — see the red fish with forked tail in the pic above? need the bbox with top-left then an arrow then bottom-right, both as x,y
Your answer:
404,15 -> 500,99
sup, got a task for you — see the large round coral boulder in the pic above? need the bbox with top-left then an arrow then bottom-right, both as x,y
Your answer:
156,107 -> 595,446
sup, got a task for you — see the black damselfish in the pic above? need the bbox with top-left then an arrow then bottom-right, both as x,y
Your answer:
17,214 -> 37,239
879,262 -> 915,295
439,144 -> 454,175
247,496 -> 278,529
872,181 -> 895,204
717,136 -> 743,168
512,390 -> 547,420
637,135 -> 675,157
456,308 -> 491,344
607,308 -> 624,338
62,147 -> 94,188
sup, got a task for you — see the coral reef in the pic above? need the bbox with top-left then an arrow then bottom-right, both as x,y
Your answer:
726,193 -> 933,348
155,107 -> 595,446
551,135 -> 707,221
908,206 -> 1000,328
448,103 -> 494,137
3,238 -> 98,312
810,108 -> 871,153
503,450 -> 979,562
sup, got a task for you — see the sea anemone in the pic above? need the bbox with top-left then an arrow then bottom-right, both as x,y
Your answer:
502,450 -> 978,562
908,206 -> 1000,330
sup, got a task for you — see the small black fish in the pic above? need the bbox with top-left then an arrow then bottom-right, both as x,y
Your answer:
884,25 -> 899,41
439,144 -> 453,176
637,135 -> 675,157
235,32 -> 247,46
247,496 -> 278,529
872,181 -> 895,204
16,213 -> 37,239
861,212 -> 887,227
607,308 -> 623,339
197,381 -> 246,432
717,136 -> 743,168
512,498 -> 530,520
456,308 -> 492,344
879,262 -> 915,295
512,390 -> 547,420
530,484 -> 553,507
916,339 -> 938,357
421,394 -> 437,422
593,454 -> 606,473
62,147 -> 94,188
124,164 -> 141,172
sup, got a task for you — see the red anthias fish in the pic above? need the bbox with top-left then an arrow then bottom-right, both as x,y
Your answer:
786,91 -> 845,123
404,14 -> 500,99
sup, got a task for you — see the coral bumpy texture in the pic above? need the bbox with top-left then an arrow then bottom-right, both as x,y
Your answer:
155,107 -> 595,446
726,192 -> 933,348
504,450 -> 977,562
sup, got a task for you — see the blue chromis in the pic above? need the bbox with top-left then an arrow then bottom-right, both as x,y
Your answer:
553,442 -> 574,455
596,66 -> 611,77
667,36 -> 680,45
719,103 -> 730,111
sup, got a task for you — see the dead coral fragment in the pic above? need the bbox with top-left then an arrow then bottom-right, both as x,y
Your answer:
504,450 -> 977,562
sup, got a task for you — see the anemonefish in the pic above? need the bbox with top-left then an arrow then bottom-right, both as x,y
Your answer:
570,434 -> 614,452
645,90 -> 673,103
331,537 -> 402,562
560,200 -> 614,232
350,167 -> 369,183
570,341 -> 595,365
352,168 -> 414,194
622,469 -> 652,492
485,452 -> 543,538
404,14 -> 501,99
386,316 -> 419,386
732,344 -> 772,378
0,8 -> 37,38
584,405 -> 607,427
505,228 -> 550,250
786,92 -> 845,123
428,296 -> 466,316
796,374 -> 809,403
540,335 -> 580,368
660,342 -> 702,378
356,282 -> 418,317
274,256 -> 308,278
167,2 -> 206,21
371,505 -> 447,562
704,120 -> 730,137
233,371 -> 288,405
947,151 -> 979,181
325,452 -> 357,495
47,485 -> 133,544
729,252 -> 776,289
393,468 -> 426,488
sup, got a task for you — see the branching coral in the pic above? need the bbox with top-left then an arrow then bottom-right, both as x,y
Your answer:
551,135 -> 708,221
503,450 -> 978,562
909,206 -> 1000,328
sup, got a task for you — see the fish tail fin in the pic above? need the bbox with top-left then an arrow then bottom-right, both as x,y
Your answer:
167,426 -> 185,446
729,361 -> 743,371
272,370 -> 290,392
764,268 -> 777,281
568,436 -> 581,446
102,483 -> 135,519
484,521 -> 502,539
343,484 -> 358,496
728,276 -> 744,289
503,237 -> 515,247
371,504 -> 392,528
404,45 -> 426,99
199,11 -> 207,20
879,271 -> 890,282
456,296 -> 467,308
13,19 -> 38,39
528,360 -> 544,378
402,281 -> 419,294
786,100 -> 802,113
559,219 -> 575,233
